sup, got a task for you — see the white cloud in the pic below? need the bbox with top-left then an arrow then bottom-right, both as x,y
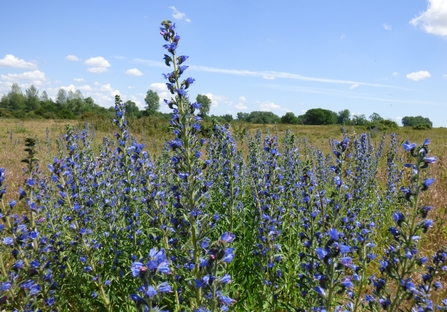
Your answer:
349,83 -> 360,89
410,0 -> 447,37
169,6 -> 191,22
149,82 -> 171,101
406,70 -> 431,81
66,55 -> 79,61
125,68 -> 143,76
78,84 -> 92,92
204,93 -> 224,108
85,56 -> 111,67
263,75 -> 275,80
1,70 -> 48,86
74,78 -> 84,82
88,67 -> 108,73
0,81 -> 13,94
69,82 -> 122,108
84,56 -> 111,73
383,23 -> 392,31
235,103 -> 248,110
60,84 -> 77,92
392,72 -> 399,76
188,64 -> 400,89
234,97 -> 247,110
129,95 -> 143,109
260,101 -> 281,112
134,58 -> 165,68
444,74 -> 447,78
100,83 -> 120,96
0,54 -> 37,69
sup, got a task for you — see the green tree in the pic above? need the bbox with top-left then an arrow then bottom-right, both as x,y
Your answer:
337,109 -> 351,125
56,88 -> 67,105
144,89 -> 160,116
246,111 -> 280,124
25,85 -> 40,112
281,112 -> 299,124
237,112 -> 249,121
221,114 -> 233,123
303,108 -> 337,125
125,100 -> 139,119
67,98 -> 85,116
296,114 -> 306,125
369,112 -> 383,123
401,116 -> 432,127
377,119 -> 399,130
196,94 -> 211,118
0,94 -> 10,109
8,83 -> 26,112
40,90 -> 50,102
352,114 -> 368,125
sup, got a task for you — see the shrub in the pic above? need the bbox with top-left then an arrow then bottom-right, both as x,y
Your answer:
413,123 -> 432,130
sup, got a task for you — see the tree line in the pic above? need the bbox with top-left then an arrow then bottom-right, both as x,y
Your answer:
225,108 -> 431,130
0,84 -> 212,121
0,84 -> 433,129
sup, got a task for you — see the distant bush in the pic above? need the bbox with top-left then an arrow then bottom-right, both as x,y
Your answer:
377,119 -> 399,130
412,123 -> 432,130
402,115 -> 432,127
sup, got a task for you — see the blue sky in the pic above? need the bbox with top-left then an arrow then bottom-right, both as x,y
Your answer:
1,1 -> 446,126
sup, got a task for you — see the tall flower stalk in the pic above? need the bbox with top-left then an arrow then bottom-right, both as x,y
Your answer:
159,20 -> 235,312
370,139 -> 438,311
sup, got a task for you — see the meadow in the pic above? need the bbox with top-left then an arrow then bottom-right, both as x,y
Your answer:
1,20 -> 447,311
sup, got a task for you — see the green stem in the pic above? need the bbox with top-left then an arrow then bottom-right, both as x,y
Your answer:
326,260 -> 336,312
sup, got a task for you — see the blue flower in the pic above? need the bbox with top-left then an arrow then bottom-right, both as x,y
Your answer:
12,260 -> 25,270
403,141 -> 417,152
393,212 -> 405,226
419,219 -> 433,232
1,282 -> 11,291
2,237 -> 13,245
422,178 -> 435,190
316,247 -> 328,260
423,156 -> 437,164
220,232 -> 235,243
314,286 -> 326,297
163,42 -> 177,53
222,248 -> 234,263
328,228 -> 339,242
341,280 -> 354,289
178,65 -> 188,75
157,282 -> 172,293
218,295 -> 236,305
130,293 -> 147,304
220,274 -> 232,284
145,286 -> 157,298
177,55 -> 189,64
131,262 -> 145,277
339,257 -> 352,266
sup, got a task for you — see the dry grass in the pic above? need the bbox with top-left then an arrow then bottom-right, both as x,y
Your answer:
0,118 -> 167,202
